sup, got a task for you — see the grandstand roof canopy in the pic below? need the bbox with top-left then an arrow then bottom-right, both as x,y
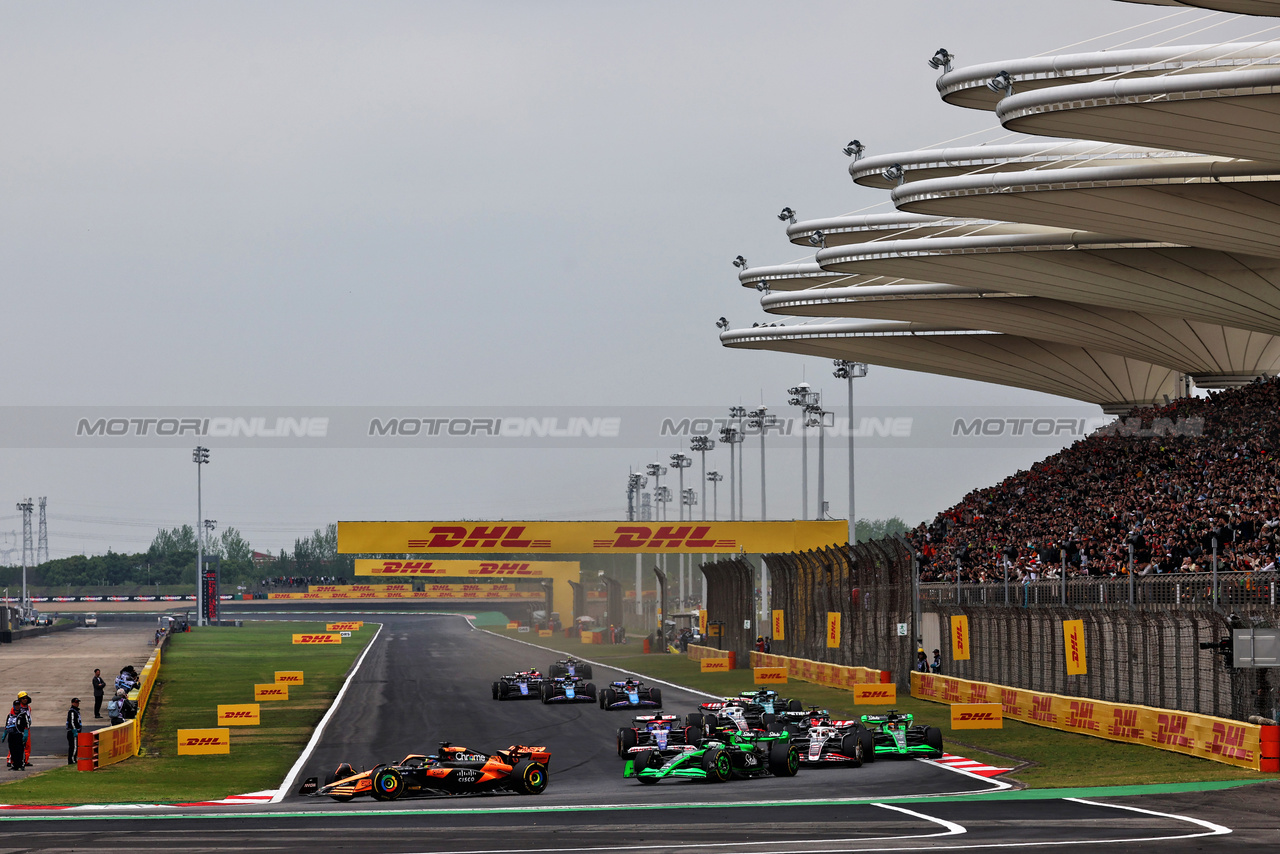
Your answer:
1115,0 -> 1280,16
936,42 -> 1280,111
813,229 -> 1280,337
735,261 -> 919,292
892,159 -> 1280,258
719,321 -> 1179,413
759,282 -> 1280,387
784,213 -> 1058,249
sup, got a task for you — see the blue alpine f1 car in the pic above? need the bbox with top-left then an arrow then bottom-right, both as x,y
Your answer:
599,678 -> 662,710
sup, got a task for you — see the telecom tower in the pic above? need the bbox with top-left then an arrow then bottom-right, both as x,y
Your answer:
37,497 -> 47,565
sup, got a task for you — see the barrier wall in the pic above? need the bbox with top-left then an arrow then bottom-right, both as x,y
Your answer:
78,642 -> 164,771
911,671 -> 1279,772
687,644 -> 736,670
750,652 -> 890,688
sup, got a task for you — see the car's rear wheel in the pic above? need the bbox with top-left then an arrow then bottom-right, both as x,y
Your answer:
769,741 -> 800,777
584,682 -> 597,700
648,687 -> 662,708
550,664 -> 565,678
581,664 -> 593,680
491,682 -> 500,700
370,767 -> 403,801
633,750 -> 659,784
686,712 -> 704,730
618,728 -> 638,757
840,733 -> 864,767
512,759 -> 548,795
787,699 -> 803,712
701,748 -> 731,782
683,726 -> 702,748
924,726 -> 944,757
858,728 -> 876,762
761,712 -> 776,730
603,688 -> 617,709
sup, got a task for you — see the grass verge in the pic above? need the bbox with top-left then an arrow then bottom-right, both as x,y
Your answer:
497,629 -> 1280,790
0,622 -> 372,805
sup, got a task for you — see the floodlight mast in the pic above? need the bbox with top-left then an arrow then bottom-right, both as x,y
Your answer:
832,361 -> 868,544
192,446 -> 210,626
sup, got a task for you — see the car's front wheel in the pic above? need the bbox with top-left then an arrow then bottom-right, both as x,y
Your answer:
370,767 -> 403,801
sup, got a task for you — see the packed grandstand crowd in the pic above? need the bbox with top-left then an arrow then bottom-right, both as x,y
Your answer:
908,377 -> 1280,583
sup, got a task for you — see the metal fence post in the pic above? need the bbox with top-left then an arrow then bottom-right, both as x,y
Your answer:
1061,549 -> 1067,606
1128,543 -> 1135,606
1212,536 -> 1219,610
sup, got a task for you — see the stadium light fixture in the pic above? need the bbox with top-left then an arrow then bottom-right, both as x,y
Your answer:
716,316 -> 730,331
928,48 -> 954,72
733,255 -> 749,270
777,207 -> 796,224
842,140 -> 865,159
882,164 -> 905,186
807,230 -> 825,248
986,70 -> 1014,97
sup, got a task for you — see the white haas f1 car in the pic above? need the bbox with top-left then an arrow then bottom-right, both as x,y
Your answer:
616,714 -> 702,758
540,675 -> 597,704
778,709 -> 869,766
600,679 -> 662,710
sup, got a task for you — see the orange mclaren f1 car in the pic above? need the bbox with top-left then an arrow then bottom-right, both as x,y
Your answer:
298,743 -> 550,801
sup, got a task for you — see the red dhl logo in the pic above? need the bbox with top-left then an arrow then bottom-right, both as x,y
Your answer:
406,524 -> 736,550
1030,695 -> 1057,723
1208,722 -> 1253,761
277,676 -> 303,683
184,737 -> 224,746
971,684 -> 989,703
374,561 -> 440,574
1156,713 -> 1192,748
222,711 -> 253,718
1000,688 -> 1021,716
258,688 -> 285,695
297,635 -> 340,643
941,679 -> 961,702
957,712 -> 997,721
1067,701 -> 1100,731
954,623 -> 966,654
860,690 -> 891,698
918,675 -> 937,697
1108,708 -> 1145,740
1068,629 -> 1082,665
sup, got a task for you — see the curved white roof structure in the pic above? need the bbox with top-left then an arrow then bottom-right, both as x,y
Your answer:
850,141 -> 1220,190
759,282 -> 1280,387
813,229 -> 1280,336
892,159 -> 1280,258
997,67 -> 1280,161
720,321 -> 1180,413
936,42 -> 1280,111
784,212 -> 1058,249
735,261 -> 920,292
1117,1 -> 1280,16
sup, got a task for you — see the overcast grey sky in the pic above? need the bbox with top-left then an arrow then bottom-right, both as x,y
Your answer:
0,1 -> 1269,560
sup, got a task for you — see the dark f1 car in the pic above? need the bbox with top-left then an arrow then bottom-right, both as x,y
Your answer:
492,670 -> 547,700
616,713 -> 701,758
778,708 -> 868,766
600,678 -> 662,710
625,729 -> 799,784
860,710 -> 944,760
298,743 -> 550,801
687,689 -> 800,735
540,675 -> 597,704
549,657 -> 593,679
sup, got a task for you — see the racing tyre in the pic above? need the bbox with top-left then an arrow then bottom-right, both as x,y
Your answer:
496,683 -> 508,701
761,712 -> 776,730
769,741 -> 800,777
327,763 -> 356,784
700,748 -> 731,783
924,726 -> 944,757
550,664 -> 565,678
584,682 -> 597,701
648,687 -> 662,708
685,712 -> 704,730
633,750 -> 659,784
581,664 -> 593,680
618,728 -> 638,757
540,684 -> 552,704
603,688 -> 617,709
683,726 -> 702,748
512,759 -> 549,795
858,728 -> 876,763
787,699 -> 803,713
840,733 -> 864,767
370,767 -> 403,801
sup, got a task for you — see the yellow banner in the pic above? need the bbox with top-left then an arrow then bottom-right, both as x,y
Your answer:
698,610 -> 708,635
275,671 -> 304,686
354,559 -> 580,578
97,721 -> 137,767
217,704 -> 261,726
951,703 -> 1003,729
751,652 -> 887,689
292,633 -> 341,645
772,609 -> 785,641
311,584 -> 410,593
951,615 -> 971,661
826,612 -> 841,648
707,623 -> 722,636
325,622 -> 362,631
339,520 -> 847,555
506,621 -> 519,630
701,658 -> 732,672
853,684 -> 897,705
754,667 -> 788,685
538,629 -> 553,637
1063,619 -> 1087,675
254,684 -> 289,701
912,672 -> 1264,770
177,728 -> 230,755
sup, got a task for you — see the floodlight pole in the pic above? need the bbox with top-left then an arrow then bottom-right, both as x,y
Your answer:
193,446 -> 209,627
833,361 -> 868,544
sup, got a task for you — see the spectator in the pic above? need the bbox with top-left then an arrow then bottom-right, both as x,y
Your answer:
19,695 -> 32,768
5,695 -> 29,770
66,698 -> 82,765
931,649 -> 942,674
915,651 -> 929,673
107,689 -> 126,726
92,669 -> 106,719
763,637 -> 772,653
754,636 -> 766,653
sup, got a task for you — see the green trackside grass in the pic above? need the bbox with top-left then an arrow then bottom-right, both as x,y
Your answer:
496,628 -> 1280,790
0,622 -> 373,805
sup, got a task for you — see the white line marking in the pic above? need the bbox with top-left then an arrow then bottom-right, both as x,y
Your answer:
875,801 -> 967,835
269,621 -> 385,804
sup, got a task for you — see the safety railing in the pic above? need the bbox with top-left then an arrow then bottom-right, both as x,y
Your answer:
921,570 -> 1278,610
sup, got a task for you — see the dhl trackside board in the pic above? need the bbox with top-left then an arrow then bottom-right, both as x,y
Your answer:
254,684 -> 289,701
951,703 -> 1003,729
853,684 -> 897,704
338,520 -> 847,554
217,704 -> 261,726
275,671 -> 304,686
178,728 -> 230,755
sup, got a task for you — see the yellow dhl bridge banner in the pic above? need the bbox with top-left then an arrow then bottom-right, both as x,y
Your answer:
310,584 -> 411,593
339,520 -> 847,554
270,590 -> 543,600
275,671 -> 305,685
177,728 -> 230,755
292,633 -> 342,644
254,683 -> 289,701
951,703 -> 1003,729
912,672 -> 1266,770
751,652 -> 889,689
353,559 -> 579,578
217,704 -> 261,726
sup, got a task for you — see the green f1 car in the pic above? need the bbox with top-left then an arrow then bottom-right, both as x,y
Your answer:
623,730 -> 799,784
859,710 -> 943,760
